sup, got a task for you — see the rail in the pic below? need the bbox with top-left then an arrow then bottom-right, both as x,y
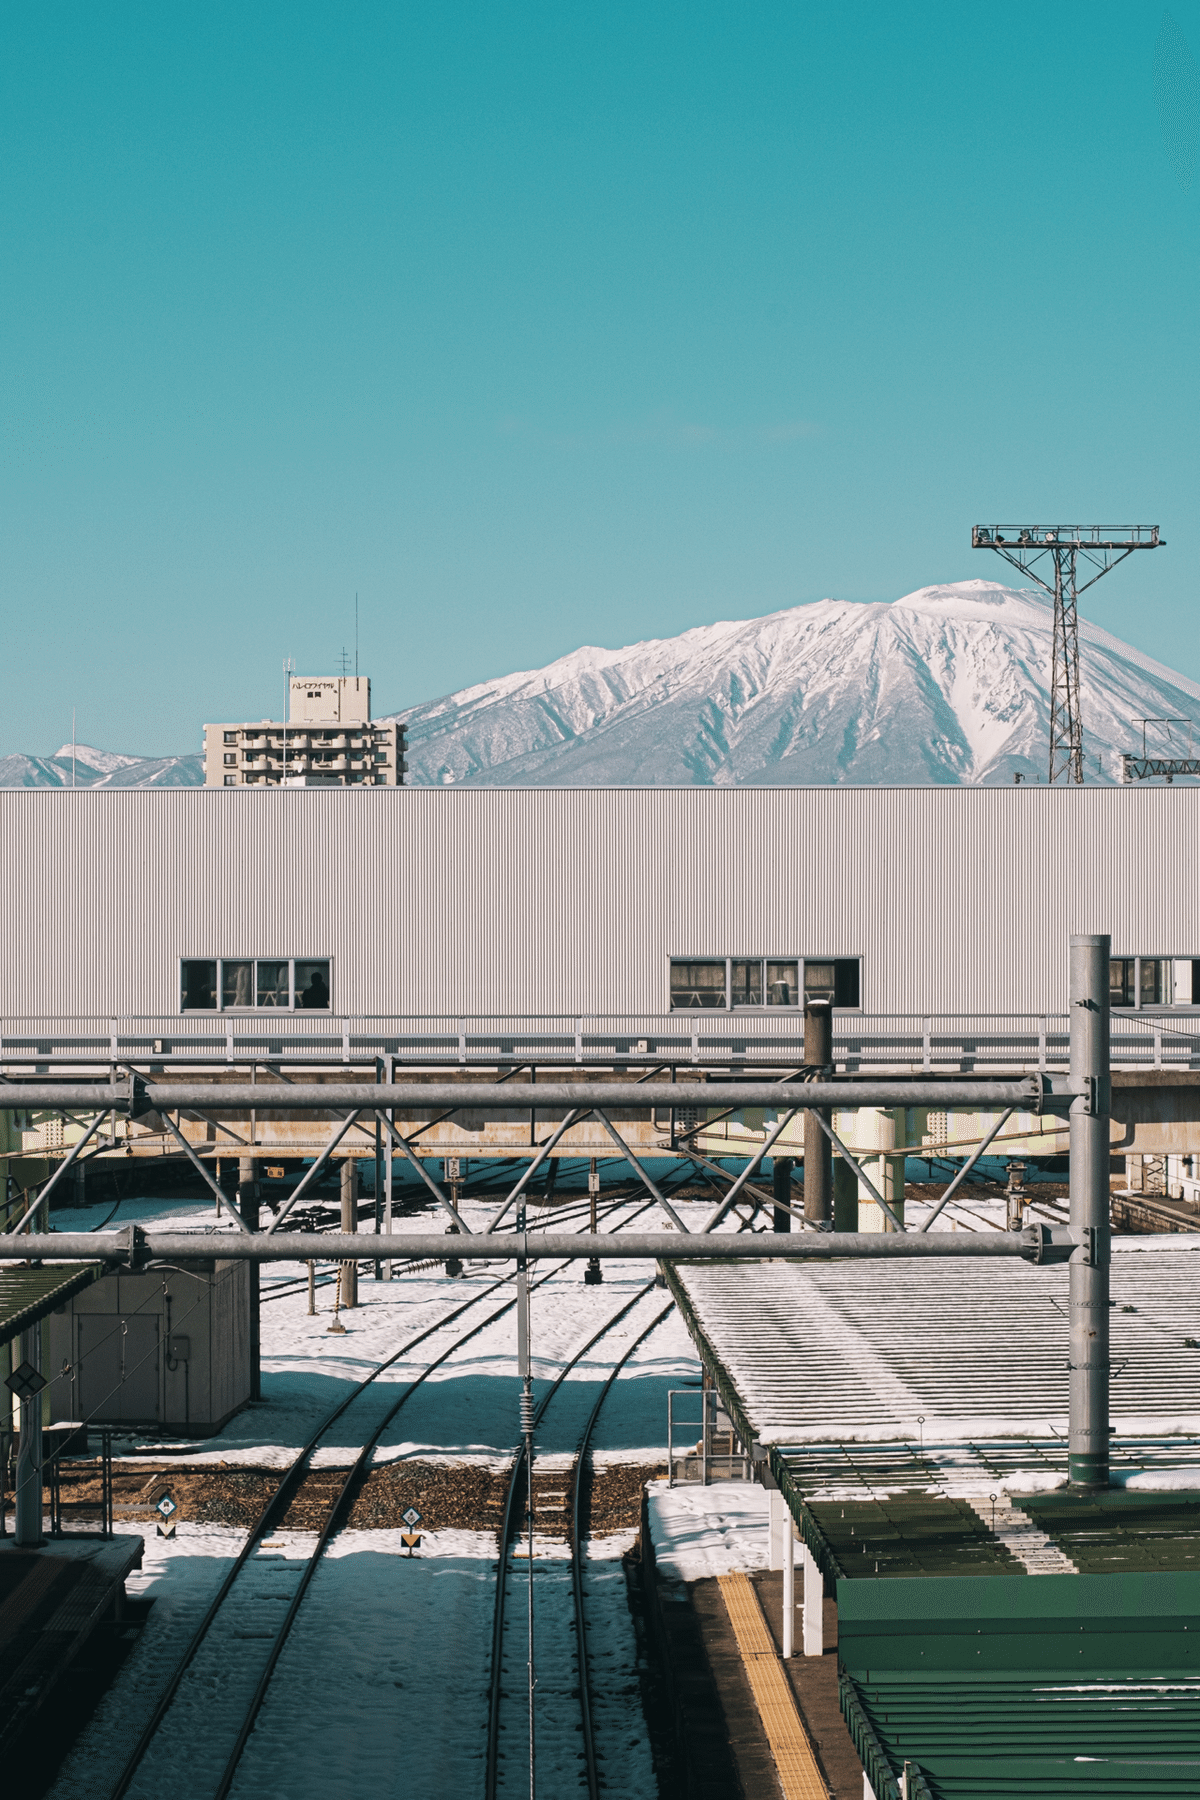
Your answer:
107,1268 -> 554,1800
3,1010 -> 1198,1073
485,1282 -> 673,1800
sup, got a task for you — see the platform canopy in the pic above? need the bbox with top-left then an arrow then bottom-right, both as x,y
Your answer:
0,1262 -> 102,1348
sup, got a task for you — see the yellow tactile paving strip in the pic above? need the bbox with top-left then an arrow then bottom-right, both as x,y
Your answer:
718,1571 -> 831,1800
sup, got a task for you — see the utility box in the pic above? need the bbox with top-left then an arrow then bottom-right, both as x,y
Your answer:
46,1259 -> 252,1436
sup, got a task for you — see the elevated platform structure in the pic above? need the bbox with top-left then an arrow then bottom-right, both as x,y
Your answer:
0,1533 -> 143,1763
664,1249 -> 1200,1797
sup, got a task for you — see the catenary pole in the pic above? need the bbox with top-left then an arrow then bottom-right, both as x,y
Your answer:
1068,933 -> 1111,1488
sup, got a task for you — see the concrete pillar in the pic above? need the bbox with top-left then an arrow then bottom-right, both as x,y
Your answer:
832,1154 -> 858,1230
237,1157 -> 261,1400
772,1157 -> 793,1233
1069,933 -> 1111,1489
14,1324 -> 43,1546
340,1158 -> 359,1309
852,1108 -> 906,1232
803,1002 -> 833,1224
802,1543 -> 824,1655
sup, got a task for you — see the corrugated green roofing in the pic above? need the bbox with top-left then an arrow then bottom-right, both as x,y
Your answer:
842,1669 -> 1200,1799
840,1574 -> 1200,1797
0,1262 -> 103,1347
804,1497 -> 1020,1581
1019,1490 -> 1200,1575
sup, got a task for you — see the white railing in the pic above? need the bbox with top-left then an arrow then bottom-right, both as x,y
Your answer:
2,1011 -> 1199,1072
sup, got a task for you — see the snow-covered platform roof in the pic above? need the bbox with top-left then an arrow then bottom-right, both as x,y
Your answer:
666,1237 -> 1200,1454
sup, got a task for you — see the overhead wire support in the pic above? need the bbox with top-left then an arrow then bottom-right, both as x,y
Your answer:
972,524 -> 1164,786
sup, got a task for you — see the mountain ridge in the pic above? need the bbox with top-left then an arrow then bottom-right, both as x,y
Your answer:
4,582 -> 1197,788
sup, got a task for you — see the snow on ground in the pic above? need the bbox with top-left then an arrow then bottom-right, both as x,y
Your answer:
645,1478 -> 768,1584
47,1186 -> 704,1800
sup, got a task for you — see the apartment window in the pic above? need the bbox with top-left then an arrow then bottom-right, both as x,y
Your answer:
1111,957 -> 1197,1008
223,732 -> 237,745
670,957 -> 861,1010
223,775 -> 237,786
181,958 -> 330,1011
223,753 -> 236,766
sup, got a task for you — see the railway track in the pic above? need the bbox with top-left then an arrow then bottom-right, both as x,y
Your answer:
485,1286 -> 676,1799
107,1261 -> 568,1800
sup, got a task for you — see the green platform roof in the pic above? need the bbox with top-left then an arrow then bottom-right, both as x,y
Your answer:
0,1261 -> 103,1349
840,1573 -> 1200,1798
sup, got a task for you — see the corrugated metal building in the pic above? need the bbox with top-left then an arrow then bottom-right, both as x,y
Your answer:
2,785 -> 1199,1021
45,1259 -> 252,1435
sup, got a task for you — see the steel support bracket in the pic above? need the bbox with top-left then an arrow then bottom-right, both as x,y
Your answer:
1021,1071 -> 1046,1114
128,1074 -> 151,1119
122,1223 -> 150,1268
1021,1223 -> 1074,1265
1073,1074 -> 1111,1117
1073,1224 -> 1110,1268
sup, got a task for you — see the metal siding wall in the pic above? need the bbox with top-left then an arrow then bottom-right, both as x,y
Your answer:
2,787 -> 1198,1017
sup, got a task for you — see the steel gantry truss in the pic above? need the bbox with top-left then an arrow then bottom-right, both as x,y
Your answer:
972,524 -> 1164,785
2,940 -> 1116,1491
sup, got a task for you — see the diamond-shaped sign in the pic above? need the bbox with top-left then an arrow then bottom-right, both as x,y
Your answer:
4,1361 -> 46,1403
402,1507 -> 421,1528
155,1493 -> 178,1519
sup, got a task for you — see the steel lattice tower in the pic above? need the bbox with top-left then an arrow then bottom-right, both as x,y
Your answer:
972,525 -> 1164,784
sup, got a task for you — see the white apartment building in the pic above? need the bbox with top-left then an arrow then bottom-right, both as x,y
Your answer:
203,675 -> 406,787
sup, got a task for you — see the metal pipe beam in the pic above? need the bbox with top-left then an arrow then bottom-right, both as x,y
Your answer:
4,1110 -> 112,1233
160,1114 -> 251,1230
484,1108 -> 587,1234
3,1227 -> 1074,1264
263,1110 -> 364,1234
806,1108 -> 907,1233
375,1112 -> 473,1232
699,1108 -> 801,1233
0,1076 -> 1073,1113
914,1107 -> 1016,1234
1069,933 -> 1111,1487
592,1109 -> 687,1231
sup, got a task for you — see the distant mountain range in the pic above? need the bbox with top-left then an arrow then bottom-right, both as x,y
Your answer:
0,743 -> 204,788
5,582 -> 1198,788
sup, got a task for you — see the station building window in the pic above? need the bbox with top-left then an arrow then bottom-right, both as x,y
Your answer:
1111,957 -> 1199,1009
669,957 -> 860,1010
180,958 -> 331,1011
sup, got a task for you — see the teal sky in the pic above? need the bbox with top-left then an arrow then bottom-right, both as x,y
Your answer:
3,2 -> 1199,755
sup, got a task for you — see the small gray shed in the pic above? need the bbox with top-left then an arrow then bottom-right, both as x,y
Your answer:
46,1258 -> 252,1436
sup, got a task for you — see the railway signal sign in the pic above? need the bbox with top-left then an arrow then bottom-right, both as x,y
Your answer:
5,1361 -> 46,1403
155,1491 -> 178,1538
402,1507 -> 421,1527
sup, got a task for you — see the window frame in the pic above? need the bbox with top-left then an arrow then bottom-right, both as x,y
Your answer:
1110,955 -> 1199,1011
668,955 -> 862,1012
179,957 -> 333,1013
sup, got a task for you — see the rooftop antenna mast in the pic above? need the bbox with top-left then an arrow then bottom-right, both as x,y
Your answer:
282,657 -> 295,787
972,524 -> 1164,784
355,593 -> 359,680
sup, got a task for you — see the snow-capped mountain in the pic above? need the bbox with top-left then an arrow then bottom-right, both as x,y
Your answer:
4,581 -> 1197,788
387,582 -> 1200,786
0,747 -> 203,788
